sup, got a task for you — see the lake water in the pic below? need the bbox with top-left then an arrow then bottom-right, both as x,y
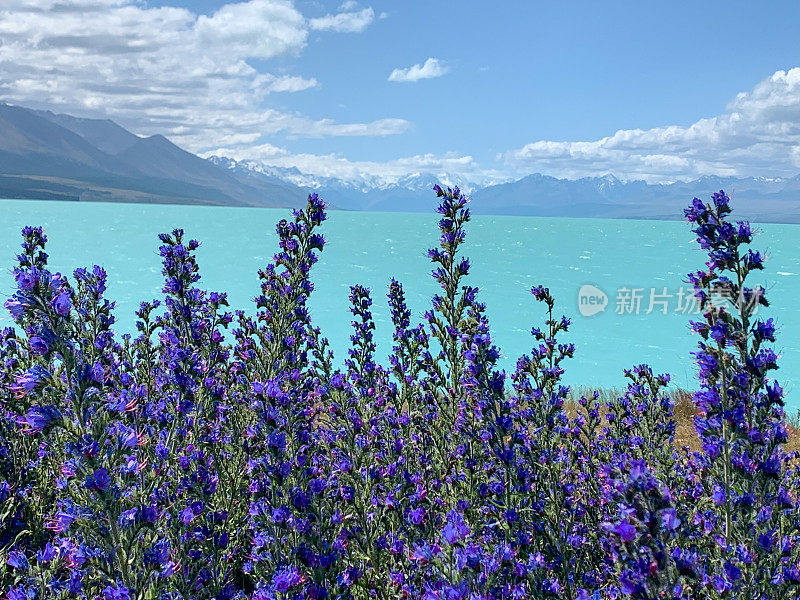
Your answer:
2,198 -> 799,410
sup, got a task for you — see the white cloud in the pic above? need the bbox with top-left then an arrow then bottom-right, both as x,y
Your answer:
0,0 -> 395,153
388,58 -> 448,83
309,7 -> 374,33
194,0 -> 309,60
287,117 -> 410,137
506,68 -> 800,182
253,74 -> 319,93
218,142 -> 290,160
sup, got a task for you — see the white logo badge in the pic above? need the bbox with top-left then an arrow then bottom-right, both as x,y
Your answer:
578,284 -> 608,317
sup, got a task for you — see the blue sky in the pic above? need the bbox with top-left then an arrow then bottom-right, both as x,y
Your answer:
1,0 -> 799,183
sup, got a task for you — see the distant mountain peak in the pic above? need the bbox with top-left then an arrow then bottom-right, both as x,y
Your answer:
207,154 -> 504,196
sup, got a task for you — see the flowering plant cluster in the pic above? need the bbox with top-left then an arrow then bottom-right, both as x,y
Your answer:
1,188 -> 797,600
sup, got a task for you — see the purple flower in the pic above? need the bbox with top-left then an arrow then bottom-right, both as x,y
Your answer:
442,511 -> 470,545
613,521 -> 637,543
12,365 -> 50,398
4,298 -> 25,318
408,507 -> 426,526
758,530 -> 776,551
85,467 -> 112,492
46,509 -> 75,533
52,291 -> 72,316
292,490 -> 310,509
22,404 -> 60,434
36,542 -> 57,563
103,585 -> 131,600
7,586 -> 27,600
272,566 -> 305,592
660,508 -> 680,531
180,506 -> 195,525
7,551 -> 28,570
754,318 -> 776,342
29,335 -> 49,355
723,561 -> 742,583
141,506 -> 158,524
15,271 -> 36,292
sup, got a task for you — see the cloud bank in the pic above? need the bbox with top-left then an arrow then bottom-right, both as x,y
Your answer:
0,0 -> 405,153
506,68 -> 800,183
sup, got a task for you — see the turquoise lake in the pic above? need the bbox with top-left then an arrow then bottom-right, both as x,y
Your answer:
2,198 -> 799,410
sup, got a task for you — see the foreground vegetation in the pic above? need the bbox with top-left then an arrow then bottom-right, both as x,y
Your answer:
1,188 -> 798,599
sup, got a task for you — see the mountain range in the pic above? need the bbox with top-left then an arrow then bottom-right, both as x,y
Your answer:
2,102 -> 800,222
0,103 -> 305,208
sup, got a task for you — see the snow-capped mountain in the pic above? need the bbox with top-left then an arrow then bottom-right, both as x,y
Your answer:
207,155 -> 500,212
207,155 -> 496,193
209,155 -> 800,222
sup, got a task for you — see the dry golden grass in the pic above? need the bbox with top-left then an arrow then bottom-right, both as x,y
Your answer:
567,387 -> 800,454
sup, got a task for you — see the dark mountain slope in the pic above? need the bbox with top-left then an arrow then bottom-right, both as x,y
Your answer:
0,103 -> 305,208
32,109 -> 141,155
0,104 -> 140,177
